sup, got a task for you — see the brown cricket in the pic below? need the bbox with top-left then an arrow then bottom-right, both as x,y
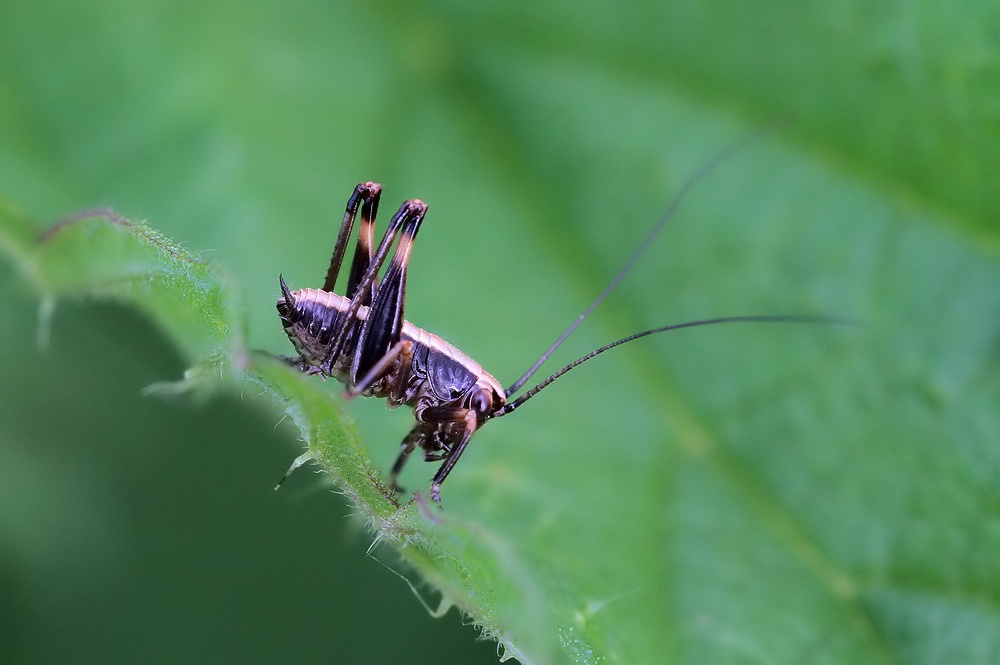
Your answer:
276,141 -> 836,502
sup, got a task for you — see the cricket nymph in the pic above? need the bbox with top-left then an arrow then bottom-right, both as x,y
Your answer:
278,165 -> 840,501
275,185 -> 509,502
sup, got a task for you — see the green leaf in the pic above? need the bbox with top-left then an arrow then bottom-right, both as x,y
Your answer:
2,1 -> 999,664
0,203 -> 239,365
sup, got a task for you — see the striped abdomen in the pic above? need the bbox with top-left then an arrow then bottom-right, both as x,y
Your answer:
276,287 -> 354,373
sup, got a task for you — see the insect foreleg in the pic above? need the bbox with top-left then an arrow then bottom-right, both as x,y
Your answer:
420,406 -> 479,502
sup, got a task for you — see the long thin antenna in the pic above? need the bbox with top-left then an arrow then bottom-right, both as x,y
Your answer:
492,314 -> 847,418
504,123 -> 783,398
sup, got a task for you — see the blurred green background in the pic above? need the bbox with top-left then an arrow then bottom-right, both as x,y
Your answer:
2,0 -> 999,663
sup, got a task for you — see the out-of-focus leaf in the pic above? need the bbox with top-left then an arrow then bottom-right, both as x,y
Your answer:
0,202 -> 238,366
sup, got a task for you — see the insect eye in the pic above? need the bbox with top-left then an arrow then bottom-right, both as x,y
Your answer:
470,389 -> 492,416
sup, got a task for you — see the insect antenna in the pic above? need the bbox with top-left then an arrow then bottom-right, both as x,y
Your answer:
503,122 -> 784,399
491,314 -> 849,418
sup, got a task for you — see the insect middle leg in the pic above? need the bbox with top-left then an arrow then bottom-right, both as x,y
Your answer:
387,424 -> 423,494
344,338 -> 413,401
